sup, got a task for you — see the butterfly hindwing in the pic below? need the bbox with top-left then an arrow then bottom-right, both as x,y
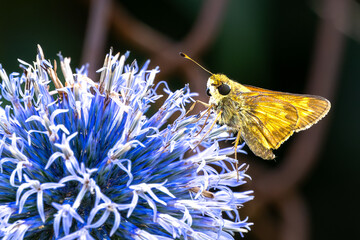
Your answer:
237,93 -> 299,159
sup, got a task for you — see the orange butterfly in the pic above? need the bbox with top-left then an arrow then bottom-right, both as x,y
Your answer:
181,53 -> 330,162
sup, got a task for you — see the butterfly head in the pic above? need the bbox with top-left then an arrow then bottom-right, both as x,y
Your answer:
207,74 -> 232,98
178,53 -> 233,99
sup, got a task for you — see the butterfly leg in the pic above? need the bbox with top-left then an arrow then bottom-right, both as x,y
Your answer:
194,107 -> 212,137
193,110 -> 222,149
184,100 -> 211,117
234,130 -> 242,181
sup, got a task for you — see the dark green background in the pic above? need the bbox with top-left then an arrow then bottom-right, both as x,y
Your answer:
0,0 -> 358,239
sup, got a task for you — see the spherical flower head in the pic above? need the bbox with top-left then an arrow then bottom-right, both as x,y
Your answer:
0,45 -> 253,239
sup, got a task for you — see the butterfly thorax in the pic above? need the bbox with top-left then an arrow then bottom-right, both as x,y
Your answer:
211,96 -> 241,130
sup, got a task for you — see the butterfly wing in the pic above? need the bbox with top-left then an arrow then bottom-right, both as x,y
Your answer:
243,85 -> 331,131
236,93 -> 299,159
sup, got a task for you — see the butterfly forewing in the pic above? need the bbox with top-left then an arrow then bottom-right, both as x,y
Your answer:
243,85 -> 331,131
284,95 -> 330,131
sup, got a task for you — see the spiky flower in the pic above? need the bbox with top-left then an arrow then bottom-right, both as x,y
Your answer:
0,46 -> 253,239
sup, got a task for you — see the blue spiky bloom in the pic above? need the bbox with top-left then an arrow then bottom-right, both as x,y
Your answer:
0,46 -> 253,239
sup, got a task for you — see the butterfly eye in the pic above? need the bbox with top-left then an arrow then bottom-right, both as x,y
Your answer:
206,88 -> 212,96
217,84 -> 231,95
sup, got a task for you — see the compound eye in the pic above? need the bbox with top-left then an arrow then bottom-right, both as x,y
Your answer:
206,88 -> 212,96
217,84 -> 231,95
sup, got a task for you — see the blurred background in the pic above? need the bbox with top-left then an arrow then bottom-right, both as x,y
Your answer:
0,0 -> 358,239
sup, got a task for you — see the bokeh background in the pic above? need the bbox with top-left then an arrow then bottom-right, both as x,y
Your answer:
0,0 -> 358,239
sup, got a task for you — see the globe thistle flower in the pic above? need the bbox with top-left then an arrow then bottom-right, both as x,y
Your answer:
0,45 -> 253,239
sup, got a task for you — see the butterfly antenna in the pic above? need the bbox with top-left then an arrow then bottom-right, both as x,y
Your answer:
179,52 -> 213,75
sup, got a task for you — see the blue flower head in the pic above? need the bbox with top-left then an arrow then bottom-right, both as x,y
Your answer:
0,45 -> 253,239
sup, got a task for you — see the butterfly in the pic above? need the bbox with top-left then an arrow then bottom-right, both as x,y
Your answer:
181,52 -> 330,164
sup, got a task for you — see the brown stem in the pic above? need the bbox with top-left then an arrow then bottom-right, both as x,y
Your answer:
81,0 -> 111,81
